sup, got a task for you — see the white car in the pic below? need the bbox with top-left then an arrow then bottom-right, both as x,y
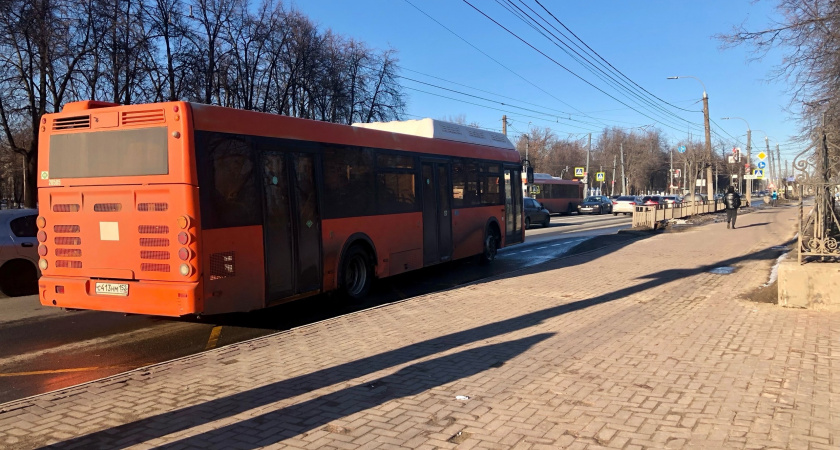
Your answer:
0,209 -> 39,296
611,196 -> 640,215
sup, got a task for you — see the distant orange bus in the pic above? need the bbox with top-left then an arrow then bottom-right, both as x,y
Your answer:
527,174 -> 583,214
36,101 -> 524,316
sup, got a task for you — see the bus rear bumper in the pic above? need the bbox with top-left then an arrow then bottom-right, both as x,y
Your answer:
39,276 -> 202,317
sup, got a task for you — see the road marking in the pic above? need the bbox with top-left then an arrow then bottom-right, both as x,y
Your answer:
205,326 -> 223,350
0,366 -> 122,377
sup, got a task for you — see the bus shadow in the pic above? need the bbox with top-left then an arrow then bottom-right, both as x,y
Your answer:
190,231 -> 658,330
43,242 -> 785,450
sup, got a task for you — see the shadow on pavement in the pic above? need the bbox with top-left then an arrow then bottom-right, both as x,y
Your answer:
730,222 -> 770,229
44,238 -> 788,450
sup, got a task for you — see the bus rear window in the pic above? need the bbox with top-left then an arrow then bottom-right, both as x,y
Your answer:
49,127 -> 169,178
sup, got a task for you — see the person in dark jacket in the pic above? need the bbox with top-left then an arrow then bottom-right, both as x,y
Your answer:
724,185 -> 741,229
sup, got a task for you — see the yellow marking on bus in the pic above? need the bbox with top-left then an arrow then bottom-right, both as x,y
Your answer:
205,326 -> 223,350
0,367 -> 113,377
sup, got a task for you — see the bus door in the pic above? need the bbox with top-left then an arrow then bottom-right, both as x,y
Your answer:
504,168 -> 523,244
421,161 -> 452,265
262,152 -> 322,302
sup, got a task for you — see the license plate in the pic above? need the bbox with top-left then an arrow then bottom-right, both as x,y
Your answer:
95,282 -> 129,296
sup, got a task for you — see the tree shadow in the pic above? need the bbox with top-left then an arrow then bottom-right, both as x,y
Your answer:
44,242 -> 788,450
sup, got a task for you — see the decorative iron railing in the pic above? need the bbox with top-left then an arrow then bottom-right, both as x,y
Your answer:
793,128 -> 840,262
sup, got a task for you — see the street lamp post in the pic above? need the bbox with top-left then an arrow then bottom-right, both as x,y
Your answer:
667,76 -> 714,201
722,117 -> 752,205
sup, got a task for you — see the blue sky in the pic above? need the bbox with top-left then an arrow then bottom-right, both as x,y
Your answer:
293,0 -> 804,162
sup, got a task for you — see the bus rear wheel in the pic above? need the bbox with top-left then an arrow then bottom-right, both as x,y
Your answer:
340,245 -> 373,301
480,227 -> 500,265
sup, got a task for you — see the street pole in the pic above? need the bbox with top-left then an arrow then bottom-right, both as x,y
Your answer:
777,144 -> 782,196
683,159 -> 687,195
599,165 -> 603,194
668,76 -> 714,199
585,133 -> 591,196
502,115 -> 507,135
611,155 -> 617,196
620,142 -> 626,196
765,136 -> 772,192
745,128 -> 752,204
669,147 -> 673,195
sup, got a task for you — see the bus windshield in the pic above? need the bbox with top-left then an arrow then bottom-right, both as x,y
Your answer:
49,127 -> 169,178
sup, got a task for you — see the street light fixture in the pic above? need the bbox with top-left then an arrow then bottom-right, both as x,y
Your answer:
721,116 -> 753,205
667,76 -> 714,201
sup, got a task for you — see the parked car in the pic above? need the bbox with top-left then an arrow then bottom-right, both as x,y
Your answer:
523,197 -> 551,229
683,193 -> 706,204
611,196 -> 639,215
578,196 -> 613,215
0,209 -> 39,297
639,195 -> 661,206
660,195 -> 682,208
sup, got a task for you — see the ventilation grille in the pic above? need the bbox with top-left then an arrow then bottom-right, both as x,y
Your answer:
141,263 -> 170,272
138,202 -> 168,212
210,252 -> 235,281
54,237 -> 81,245
141,251 -> 170,260
94,203 -> 122,212
55,248 -> 82,257
54,225 -> 81,233
138,225 -> 169,234
53,204 -> 80,213
56,260 -> 82,269
121,109 -> 165,126
140,238 -> 169,247
53,115 -> 90,130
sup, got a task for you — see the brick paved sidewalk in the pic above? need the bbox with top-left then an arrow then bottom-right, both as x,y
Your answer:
2,205 -> 838,449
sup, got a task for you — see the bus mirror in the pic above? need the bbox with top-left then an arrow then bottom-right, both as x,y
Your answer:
526,167 -> 534,184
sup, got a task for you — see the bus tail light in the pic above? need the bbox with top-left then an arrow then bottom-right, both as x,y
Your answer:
177,215 -> 191,229
38,245 -> 48,256
55,286 -> 65,294
178,248 -> 192,261
39,259 -> 48,270
37,216 -> 46,228
37,231 -> 47,242
179,263 -> 193,277
177,232 -> 192,245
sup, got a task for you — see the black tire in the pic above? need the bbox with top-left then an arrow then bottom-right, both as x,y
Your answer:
525,217 -> 531,230
613,212 -> 618,216
340,245 -> 373,301
542,215 -> 550,228
0,260 -> 38,297
479,227 -> 500,265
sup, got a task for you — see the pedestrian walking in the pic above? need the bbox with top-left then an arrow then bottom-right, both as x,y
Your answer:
771,190 -> 778,207
724,185 -> 741,229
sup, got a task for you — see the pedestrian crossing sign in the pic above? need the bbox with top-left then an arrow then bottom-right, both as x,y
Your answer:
595,172 -> 605,182
574,167 -> 585,177
753,169 -> 764,179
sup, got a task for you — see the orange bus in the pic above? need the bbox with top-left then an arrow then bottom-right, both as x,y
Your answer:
36,101 -> 525,316
527,173 -> 583,214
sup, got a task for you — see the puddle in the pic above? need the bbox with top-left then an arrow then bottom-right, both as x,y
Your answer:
709,266 -> 736,274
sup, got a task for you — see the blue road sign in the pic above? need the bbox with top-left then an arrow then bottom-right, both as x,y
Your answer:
678,145 -> 686,153
754,169 -> 764,178
757,161 -> 766,169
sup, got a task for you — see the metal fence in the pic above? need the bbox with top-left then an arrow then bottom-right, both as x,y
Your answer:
793,127 -> 840,263
632,201 -> 726,229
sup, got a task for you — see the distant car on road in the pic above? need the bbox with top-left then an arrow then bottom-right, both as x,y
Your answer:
640,195 -> 661,206
0,209 -> 39,297
611,196 -> 639,215
660,195 -> 682,208
578,196 -> 613,215
523,197 -> 551,229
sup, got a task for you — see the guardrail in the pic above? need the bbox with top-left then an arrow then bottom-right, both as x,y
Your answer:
632,200 -> 726,229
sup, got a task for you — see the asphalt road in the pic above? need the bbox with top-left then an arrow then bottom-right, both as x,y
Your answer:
0,212 -> 632,404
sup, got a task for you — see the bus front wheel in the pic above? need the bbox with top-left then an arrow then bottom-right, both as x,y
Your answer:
340,245 -> 373,301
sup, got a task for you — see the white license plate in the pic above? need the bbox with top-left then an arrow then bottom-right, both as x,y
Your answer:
95,282 -> 129,296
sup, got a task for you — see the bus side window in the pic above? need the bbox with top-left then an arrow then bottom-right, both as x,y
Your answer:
196,132 -> 260,229
376,153 -> 417,214
322,145 -> 376,218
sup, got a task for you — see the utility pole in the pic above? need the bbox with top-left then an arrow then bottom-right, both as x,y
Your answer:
765,136 -> 772,192
745,128 -> 752,204
777,144 -> 782,195
683,159 -> 687,195
611,155 -> 617,196
620,142 -> 627,195
599,165 -> 603,194
669,147 -> 674,195
584,133 -> 591,197
502,115 -> 507,136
